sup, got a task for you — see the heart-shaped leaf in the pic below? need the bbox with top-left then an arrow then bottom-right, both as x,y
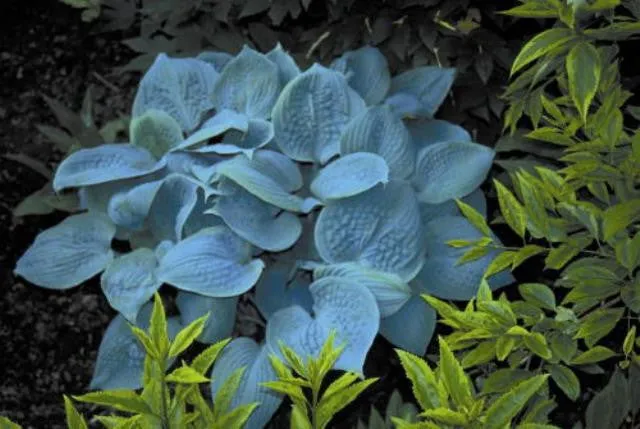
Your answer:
406,118 -> 471,150
15,213 -> 116,289
176,290 -> 238,344
147,174 -> 200,242
330,46 -> 391,105
379,294 -> 436,355
267,43 -> 301,86
385,66 -> 456,118
254,262 -> 313,320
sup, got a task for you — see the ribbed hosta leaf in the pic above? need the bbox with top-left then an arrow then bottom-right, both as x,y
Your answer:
272,64 -> 366,163
156,226 -> 265,297
254,262 -> 313,320
331,45 -> 391,105
385,66 -> 456,118
314,181 -> 424,281
379,294 -> 436,355
267,43 -> 300,86
406,118 -> 471,150
176,291 -> 238,344
15,213 -> 116,289
147,174 -> 200,242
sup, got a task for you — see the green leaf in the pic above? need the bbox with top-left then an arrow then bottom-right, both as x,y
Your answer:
602,199 -> 640,241
585,369 -> 631,429
511,28 -> 577,76
438,337 -> 474,408
584,22 -> 640,41
420,408 -> 469,425
456,245 -> 491,266
214,367 -> 247,416
614,232 -> 640,272
130,326 -> 160,361
316,378 -> 378,429
623,326 -> 636,356
290,404 -> 312,429
549,332 -> 578,364
525,127 -> 575,146
566,42 -> 601,123
455,199 -> 493,237
279,343 -> 310,380
512,245 -> 547,270
482,375 -> 550,429
165,365 -> 210,384
261,380 -> 308,404
494,179 -> 527,238
395,349 -> 441,410
481,369 -> 534,395
570,346 -> 617,365
63,395 -> 88,429
495,335 -> 517,361
461,341 -> 497,368
149,292 -> 169,358
500,1 -> 560,18
523,333 -> 552,359
168,313 -> 210,358
484,251 -> 516,279
519,283 -> 556,311
621,277 -> 640,313
216,402 -> 260,429
574,308 -> 624,347
548,364 -> 580,401
321,372 -> 360,401
72,390 -> 153,415
544,244 -> 581,270
190,338 -> 232,375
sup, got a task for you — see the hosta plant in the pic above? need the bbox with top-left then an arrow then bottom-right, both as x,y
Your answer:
14,42 -> 513,428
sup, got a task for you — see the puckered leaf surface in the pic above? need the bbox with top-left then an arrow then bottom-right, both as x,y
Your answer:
266,43 -> 301,86
385,66 -> 456,118
15,212 -> 116,289
406,118 -> 471,150
331,45 -> 391,105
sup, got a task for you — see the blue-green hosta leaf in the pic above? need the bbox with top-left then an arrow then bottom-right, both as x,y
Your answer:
100,248 -> 161,323
379,294 -> 436,356
210,180 -> 302,252
210,338 -> 282,429
133,54 -> 218,132
165,151 -> 223,184
147,174 -> 200,242
197,51 -> 233,72
90,305 -> 182,390
255,262 -> 313,320
406,119 -> 471,150
267,43 -> 301,86
108,180 -> 164,231
79,180 -> 139,213
419,187 -> 487,226
412,141 -> 495,204
156,226 -> 265,297
385,66 -> 456,118
415,215 -> 514,300
214,151 -> 307,212
272,64 -> 366,163
339,105 -> 415,180
15,213 -> 116,289
154,240 -> 174,260
314,181 -> 425,281
310,152 -> 390,201
173,109 -> 250,151
312,262 -> 412,317
330,45 -> 391,105
53,144 -> 164,191
176,291 -> 238,344
213,46 -> 281,119
130,109 -> 184,159
197,118 -> 274,157
266,276 -> 380,374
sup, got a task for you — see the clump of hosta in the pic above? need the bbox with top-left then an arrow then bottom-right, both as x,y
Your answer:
14,44 -> 513,428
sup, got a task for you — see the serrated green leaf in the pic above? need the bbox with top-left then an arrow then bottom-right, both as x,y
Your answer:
455,199 -> 492,237
570,346 -> 616,365
395,349 -> 441,410
261,380 -> 308,404
130,325 -> 160,361
321,372 -> 360,402
168,313 -> 210,358
165,365 -> 210,384
461,340 -> 497,368
566,42 -> 601,123
63,395 -> 88,429
191,338 -> 232,375
438,337 -> 474,408
500,1 -> 561,18
316,378 -> 378,429
72,390 -> 153,415
290,403 -> 312,429
511,28 -> 577,76
279,342 -> 310,380
216,402 -> 260,429
214,366 -> 247,416
420,408 -> 469,425
484,251 -> 516,279
494,179 -> 527,238
519,283 -> 556,311
456,245 -> 492,265
482,375 -> 550,429
149,293 -> 169,358
574,308 -> 624,348
623,326 -> 636,356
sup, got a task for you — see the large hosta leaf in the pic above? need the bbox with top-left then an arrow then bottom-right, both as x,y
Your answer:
267,43 -> 300,86
385,66 -> 456,118
210,338 -> 282,429
15,213 -> 116,289
90,305 -> 182,390
310,152 -> 389,201
255,262 -> 313,320
339,105 -> 415,180
314,181 -> 424,281
412,141 -> 495,204
176,291 -> 238,344
173,109 -> 250,152
197,118 -> 274,158
418,187 -> 487,226
330,45 -> 391,105
266,276 -> 380,374
213,46 -> 281,119
147,174 -> 200,242
211,180 -> 302,252
101,248 -> 161,323
197,51 -> 233,72
130,109 -> 184,159
407,118 -> 471,150
312,262 -> 411,317
132,54 -> 218,132
415,215 -> 515,300
272,64 -> 366,163
214,150 -> 307,213
379,294 -> 436,356
182,187 -> 224,238
108,180 -> 164,231
53,144 -> 164,191
156,226 -> 265,297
